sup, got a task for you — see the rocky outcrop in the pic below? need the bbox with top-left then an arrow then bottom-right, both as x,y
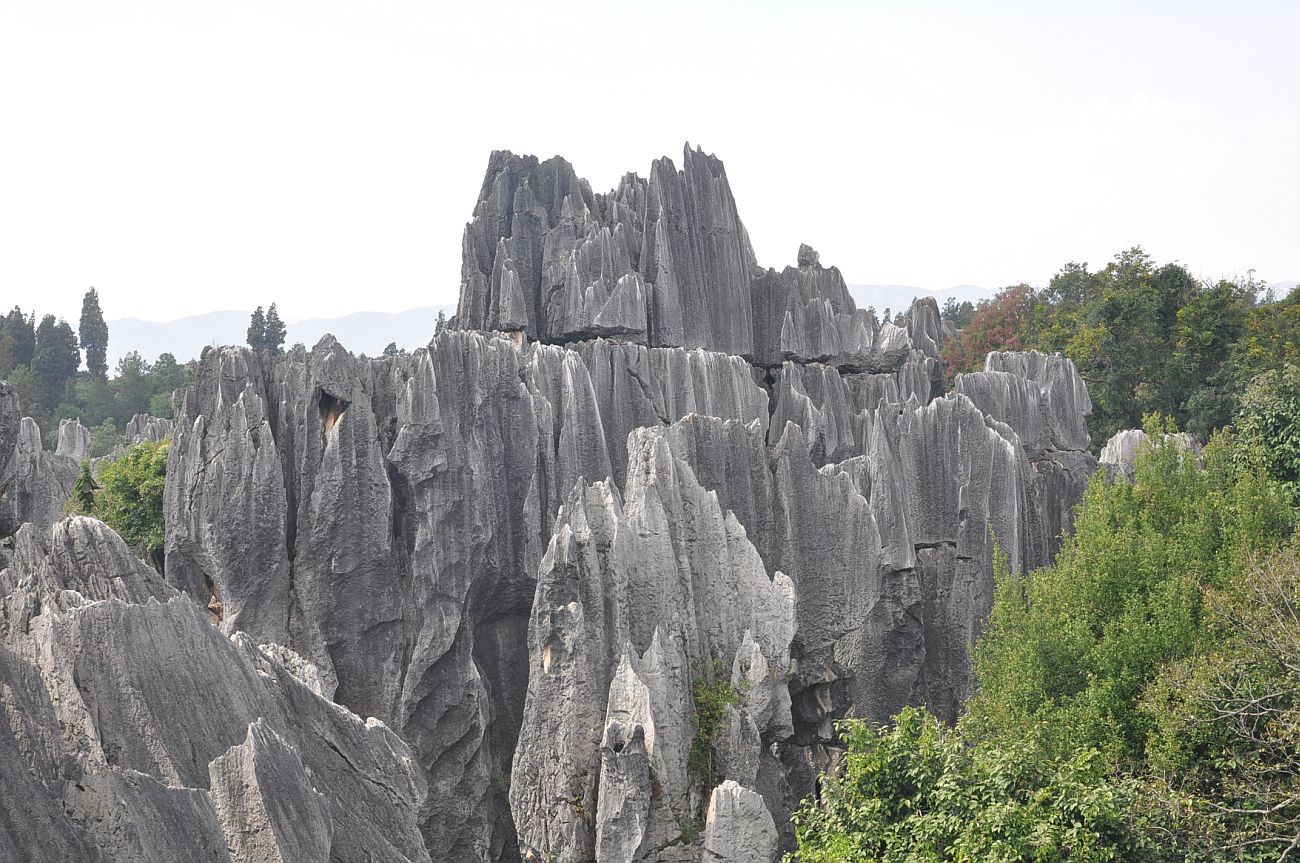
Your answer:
161,330 -> 775,861
1099,428 -> 1200,480
0,417 -> 83,536
956,351 -> 1097,551
454,145 -> 760,355
0,516 -> 429,863
126,413 -> 175,443
510,430 -> 794,862
1,144 -> 1105,863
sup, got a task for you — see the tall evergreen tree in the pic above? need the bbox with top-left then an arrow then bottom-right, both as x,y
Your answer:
0,306 -> 36,376
264,303 -> 286,355
246,306 -> 266,351
31,315 -> 79,409
78,288 -> 109,379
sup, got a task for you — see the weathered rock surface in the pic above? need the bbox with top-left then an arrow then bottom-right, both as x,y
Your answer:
0,416 -> 82,536
1099,427 -> 1200,480
0,516 -> 429,862
510,429 -> 795,862
0,145 -> 1105,863
454,145 -> 760,354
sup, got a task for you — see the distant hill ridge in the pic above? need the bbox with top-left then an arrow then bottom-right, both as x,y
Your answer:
105,305 -> 454,366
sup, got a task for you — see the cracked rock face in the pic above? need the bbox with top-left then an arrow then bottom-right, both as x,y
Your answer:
1,144 -> 1102,863
0,516 -> 429,863
0,417 -> 83,536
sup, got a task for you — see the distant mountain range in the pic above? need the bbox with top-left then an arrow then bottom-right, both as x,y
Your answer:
105,280 -> 1296,367
847,284 -> 994,317
106,305 -> 454,367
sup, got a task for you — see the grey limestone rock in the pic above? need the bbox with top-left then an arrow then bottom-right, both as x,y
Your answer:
1099,428 -> 1200,481
0,145 -> 1111,863
701,781 -> 778,863
454,144 -> 759,355
125,413 -> 175,443
1,417 -> 81,535
56,418 -> 92,463
0,515 -> 429,863
510,429 -> 796,862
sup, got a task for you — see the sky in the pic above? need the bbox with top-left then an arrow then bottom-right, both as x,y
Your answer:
2,0 -> 1297,325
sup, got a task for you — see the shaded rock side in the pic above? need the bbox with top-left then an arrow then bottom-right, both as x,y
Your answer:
0,515 -> 429,863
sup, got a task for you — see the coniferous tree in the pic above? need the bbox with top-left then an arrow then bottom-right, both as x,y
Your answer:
246,306 -> 266,351
434,310 -> 448,336
31,315 -> 80,410
78,288 -> 109,379
0,306 -> 36,376
264,303 -> 286,355
383,342 -> 399,356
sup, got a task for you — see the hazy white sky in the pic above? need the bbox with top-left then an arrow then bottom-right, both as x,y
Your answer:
2,1 -> 1296,325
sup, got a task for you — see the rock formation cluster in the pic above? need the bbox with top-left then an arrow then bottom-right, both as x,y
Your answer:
0,145 -> 1102,862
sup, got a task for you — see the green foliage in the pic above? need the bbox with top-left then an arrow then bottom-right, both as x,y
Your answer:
689,659 -> 745,791
435,309 -> 449,336
1140,544 -> 1300,860
966,427 -> 1295,764
940,284 -> 1037,375
78,287 -> 109,379
675,815 -> 703,845
90,439 -> 169,569
940,297 -> 975,329
89,418 -> 125,458
264,303 -> 287,354
31,314 -> 80,409
383,341 -> 399,356
939,248 -> 1283,446
247,306 -> 266,351
70,461 -> 99,513
790,706 -> 1148,863
1233,364 -> 1300,504
0,306 -> 36,377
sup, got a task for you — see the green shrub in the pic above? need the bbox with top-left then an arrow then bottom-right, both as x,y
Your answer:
966,423 -> 1295,765
88,439 -> 169,570
790,706 -> 1148,863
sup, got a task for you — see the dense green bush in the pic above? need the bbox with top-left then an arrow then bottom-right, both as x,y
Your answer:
71,439 -> 169,570
790,706 -> 1148,863
1140,544 -> 1300,861
1233,364 -> 1300,504
965,424 -> 1295,764
792,428 -> 1297,861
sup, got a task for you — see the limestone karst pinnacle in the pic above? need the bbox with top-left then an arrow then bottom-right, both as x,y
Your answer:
0,145 -> 1099,862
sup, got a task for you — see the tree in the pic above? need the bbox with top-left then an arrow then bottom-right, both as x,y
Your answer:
791,706 -> 1148,862
1141,543 -> 1300,859
264,303 -> 286,354
78,287 -> 109,379
383,342 -> 399,356
941,297 -> 975,328
1233,363 -> 1300,503
90,439 -> 169,571
70,461 -> 99,512
941,284 -> 1037,376
113,351 -> 154,420
247,306 -> 266,351
434,310 -> 449,336
0,306 -> 36,376
965,424 -> 1295,764
31,315 -> 79,411
89,418 -> 124,458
